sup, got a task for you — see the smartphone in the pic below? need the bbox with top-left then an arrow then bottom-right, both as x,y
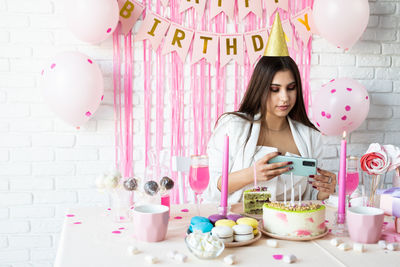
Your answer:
268,155 -> 317,177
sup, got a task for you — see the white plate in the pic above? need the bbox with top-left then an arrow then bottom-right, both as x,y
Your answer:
258,224 -> 329,241
224,232 -> 262,248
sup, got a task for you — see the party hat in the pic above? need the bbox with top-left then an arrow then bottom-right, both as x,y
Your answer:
264,12 -> 289,57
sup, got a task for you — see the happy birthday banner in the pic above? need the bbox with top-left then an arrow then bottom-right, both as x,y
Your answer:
118,0 -> 317,66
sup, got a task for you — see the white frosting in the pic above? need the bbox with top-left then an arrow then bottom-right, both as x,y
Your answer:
186,231 -> 224,258
263,204 -> 326,237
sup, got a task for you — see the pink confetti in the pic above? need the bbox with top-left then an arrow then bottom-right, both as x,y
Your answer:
119,216 -> 126,220
325,220 -> 329,223
345,105 -> 351,111
273,254 -> 283,260
88,59 -> 93,64
73,222 -> 82,224
174,216 -> 183,220
366,96 -> 369,100
316,122 -> 320,127
85,111 -> 92,117
341,115 -> 347,121
66,214 -> 75,217
384,222 -> 389,225
41,69 -> 44,75
112,231 -> 121,234
347,88 -> 352,91
50,63 -> 56,69
107,208 -> 111,211
330,79 -> 335,83
119,227 -> 125,230
321,111 -> 326,117
331,89 -> 336,93
328,229 -> 332,233
326,113 -> 331,119
101,95 -> 104,101
181,209 -> 189,212
107,28 -> 112,33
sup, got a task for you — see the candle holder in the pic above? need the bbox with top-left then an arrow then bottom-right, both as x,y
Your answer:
109,185 -> 132,223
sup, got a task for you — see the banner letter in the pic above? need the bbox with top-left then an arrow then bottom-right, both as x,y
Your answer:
226,38 -> 237,55
251,35 -> 263,52
148,18 -> 162,36
200,36 -> 212,54
120,0 -> 135,19
172,29 -> 186,48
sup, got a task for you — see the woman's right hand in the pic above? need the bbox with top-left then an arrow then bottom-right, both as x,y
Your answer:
253,152 -> 293,182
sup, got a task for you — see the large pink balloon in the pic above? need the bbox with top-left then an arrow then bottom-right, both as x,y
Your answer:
312,78 -> 370,136
41,51 -> 104,127
64,0 -> 119,44
313,0 -> 369,50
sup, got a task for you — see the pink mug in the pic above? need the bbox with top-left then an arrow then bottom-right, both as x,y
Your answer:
347,206 -> 384,244
132,204 -> 169,242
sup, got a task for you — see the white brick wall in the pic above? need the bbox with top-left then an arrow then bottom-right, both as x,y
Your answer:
0,0 -> 399,266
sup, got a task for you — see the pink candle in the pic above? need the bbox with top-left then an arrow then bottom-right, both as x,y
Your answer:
338,131 -> 347,224
220,135 -> 229,213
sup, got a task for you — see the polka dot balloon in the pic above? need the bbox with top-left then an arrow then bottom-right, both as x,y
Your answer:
312,78 -> 370,136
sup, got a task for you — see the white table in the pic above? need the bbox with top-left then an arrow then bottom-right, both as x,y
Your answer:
54,204 -> 399,267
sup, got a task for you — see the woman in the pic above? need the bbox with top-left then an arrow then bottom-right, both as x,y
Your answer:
205,56 -> 336,204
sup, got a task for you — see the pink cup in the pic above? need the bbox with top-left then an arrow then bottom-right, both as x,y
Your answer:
132,204 -> 169,242
347,206 -> 384,244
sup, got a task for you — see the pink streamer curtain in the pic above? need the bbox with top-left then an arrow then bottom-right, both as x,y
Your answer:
112,0 -> 314,204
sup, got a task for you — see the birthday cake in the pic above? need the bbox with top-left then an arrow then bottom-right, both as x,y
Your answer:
243,187 -> 271,214
262,202 -> 326,237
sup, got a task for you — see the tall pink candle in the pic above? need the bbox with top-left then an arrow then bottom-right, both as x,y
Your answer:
338,131 -> 347,224
220,135 -> 229,213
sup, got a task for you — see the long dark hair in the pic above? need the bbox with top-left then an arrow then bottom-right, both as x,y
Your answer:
219,56 -> 317,148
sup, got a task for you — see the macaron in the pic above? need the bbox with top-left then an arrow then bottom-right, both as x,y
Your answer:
192,221 -> 214,233
211,226 -> 234,243
227,214 -> 243,222
208,214 -> 227,225
215,219 -> 237,228
237,217 -> 258,235
189,216 -> 210,231
232,224 -> 254,242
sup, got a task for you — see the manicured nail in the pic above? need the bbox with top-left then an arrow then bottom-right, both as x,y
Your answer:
289,167 -> 294,170
288,161 -> 293,164
309,175 -> 314,178
312,186 -> 317,189
317,167 -> 321,171
278,152 -> 282,155
308,181 -> 312,184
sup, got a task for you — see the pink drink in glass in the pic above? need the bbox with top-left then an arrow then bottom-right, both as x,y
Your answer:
189,166 -> 210,194
345,172 -> 359,196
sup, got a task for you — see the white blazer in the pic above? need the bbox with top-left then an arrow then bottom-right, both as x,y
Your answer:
205,113 -> 323,204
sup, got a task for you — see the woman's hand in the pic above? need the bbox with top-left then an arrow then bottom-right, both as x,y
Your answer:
254,152 -> 293,182
310,168 -> 337,200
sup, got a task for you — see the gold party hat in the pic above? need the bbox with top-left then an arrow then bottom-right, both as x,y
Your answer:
264,12 -> 289,57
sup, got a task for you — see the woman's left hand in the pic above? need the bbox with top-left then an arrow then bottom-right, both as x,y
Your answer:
309,168 -> 337,200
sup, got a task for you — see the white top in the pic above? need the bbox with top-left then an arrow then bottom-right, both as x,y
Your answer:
205,113 -> 323,204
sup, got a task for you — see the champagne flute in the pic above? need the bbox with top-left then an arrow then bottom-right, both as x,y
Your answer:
189,155 -> 210,215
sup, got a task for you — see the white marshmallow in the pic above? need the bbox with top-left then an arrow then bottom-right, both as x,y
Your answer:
353,243 -> 365,253
224,254 -> 236,265
127,246 -> 140,255
266,239 -> 278,248
145,255 -> 158,264
330,238 -> 342,247
387,243 -> 399,251
378,240 -> 387,249
338,243 -> 351,251
283,254 -> 297,264
167,250 -> 177,259
174,253 -> 188,263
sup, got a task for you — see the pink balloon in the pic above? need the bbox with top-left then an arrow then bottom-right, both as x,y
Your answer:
313,0 -> 369,50
64,0 -> 119,44
41,51 -> 104,127
312,78 -> 370,136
